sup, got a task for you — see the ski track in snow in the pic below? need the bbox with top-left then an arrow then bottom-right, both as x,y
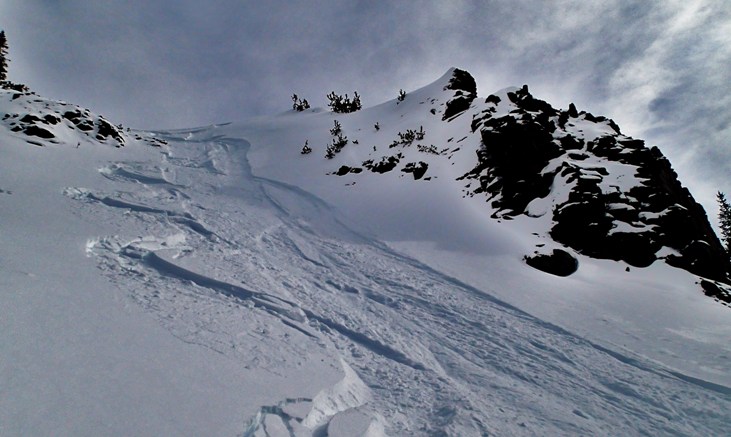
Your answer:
71,131 -> 731,436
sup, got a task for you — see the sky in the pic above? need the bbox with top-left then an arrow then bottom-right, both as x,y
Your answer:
1,0 -> 729,219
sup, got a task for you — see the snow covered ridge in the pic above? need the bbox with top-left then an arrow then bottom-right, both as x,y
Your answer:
0,88 -> 166,148
301,68 -> 730,303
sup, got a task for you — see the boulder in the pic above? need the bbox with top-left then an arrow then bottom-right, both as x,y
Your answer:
525,249 -> 578,277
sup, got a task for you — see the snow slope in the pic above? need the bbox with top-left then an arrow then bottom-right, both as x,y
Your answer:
2,72 -> 730,436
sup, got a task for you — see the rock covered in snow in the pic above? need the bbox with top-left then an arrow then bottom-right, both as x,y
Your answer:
316,67 -> 728,288
461,83 -> 729,282
525,248 -> 579,277
442,68 -> 477,121
0,88 -> 166,148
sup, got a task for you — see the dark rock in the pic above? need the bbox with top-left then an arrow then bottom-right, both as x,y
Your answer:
76,120 -> 94,131
701,280 -> 722,297
335,166 -> 352,176
485,94 -> 501,105
363,155 -> 401,174
508,85 -> 556,115
700,280 -> 731,303
334,166 -> 362,176
464,113 -> 563,215
23,125 -> 54,139
20,114 -> 43,124
62,110 -> 95,131
568,103 -> 579,118
442,69 -> 477,121
667,240 -> 728,281
559,135 -> 584,150
525,249 -> 578,277
444,68 -> 477,95
62,110 -> 81,121
401,161 -> 429,180
567,152 -> 588,160
558,111 -> 569,129
551,200 -> 613,257
43,114 -> 60,125
443,96 -> 473,121
464,82 -> 728,283
96,118 -> 125,145
604,232 -> 659,267
618,139 -> 644,149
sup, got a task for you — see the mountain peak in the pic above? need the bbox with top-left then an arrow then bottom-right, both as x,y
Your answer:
291,68 -> 730,296
465,82 -> 729,284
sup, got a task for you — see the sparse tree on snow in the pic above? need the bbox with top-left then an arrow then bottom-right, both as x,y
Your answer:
326,91 -> 361,113
0,31 -> 9,82
330,120 -> 342,136
717,191 -> 731,254
291,94 -> 310,111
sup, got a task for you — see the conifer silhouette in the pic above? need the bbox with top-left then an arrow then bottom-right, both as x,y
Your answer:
0,31 -> 9,82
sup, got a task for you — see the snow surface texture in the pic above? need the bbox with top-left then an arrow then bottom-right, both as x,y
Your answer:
1,71 -> 730,436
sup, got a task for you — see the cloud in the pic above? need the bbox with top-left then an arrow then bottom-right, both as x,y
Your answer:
599,0 -> 731,216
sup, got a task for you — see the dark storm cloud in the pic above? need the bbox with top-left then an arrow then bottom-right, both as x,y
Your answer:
1,0 -> 729,218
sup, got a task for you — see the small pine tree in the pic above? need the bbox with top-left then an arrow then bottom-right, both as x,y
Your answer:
291,94 -> 310,111
330,120 -> 342,136
300,140 -> 312,155
326,91 -> 362,113
717,191 -> 731,254
0,31 -> 8,82
351,91 -> 361,111
324,134 -> 348,159
397,89 -> 406,102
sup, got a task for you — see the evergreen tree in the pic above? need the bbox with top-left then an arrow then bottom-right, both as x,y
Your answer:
326,91 -> 361,113
717,191 -> 731,254
0,30 -> 8,82
329,120 -> 342,136
291,93 -> 310,111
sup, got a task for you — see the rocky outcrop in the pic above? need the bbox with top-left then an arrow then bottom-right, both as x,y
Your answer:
463,85 -> 729,282
442,69 -> 477,121
401,161 -> 428,180
312,68 -> 727,291
1,89 -> 166,148
525,249 -> 579,277
363,154 -> 401,174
